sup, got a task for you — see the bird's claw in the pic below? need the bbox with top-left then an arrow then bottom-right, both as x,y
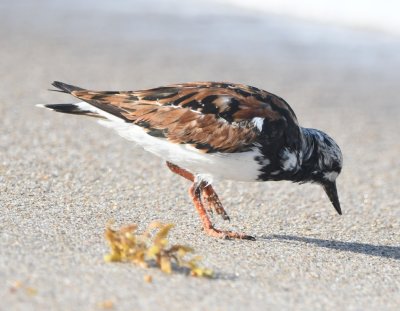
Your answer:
203,226 -> 255,241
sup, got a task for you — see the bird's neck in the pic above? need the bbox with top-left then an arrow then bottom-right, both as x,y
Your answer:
295,127 -> 324,181
256,127 -> 333,183
300,127 -> 318,160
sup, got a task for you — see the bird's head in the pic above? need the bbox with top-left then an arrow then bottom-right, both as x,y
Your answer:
301,129 -> 343,215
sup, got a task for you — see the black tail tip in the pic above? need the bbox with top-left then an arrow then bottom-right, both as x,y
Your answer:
51,81 -> 84,93
40,103 -> 82,113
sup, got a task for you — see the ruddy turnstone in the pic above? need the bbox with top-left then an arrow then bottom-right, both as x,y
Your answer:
38,81 -> 343,240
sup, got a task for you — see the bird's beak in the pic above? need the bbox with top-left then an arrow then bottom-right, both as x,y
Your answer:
322,181 -> 342,215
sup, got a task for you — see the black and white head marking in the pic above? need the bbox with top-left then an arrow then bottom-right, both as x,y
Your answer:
300,128 -> 343,214
316,130 -> 342,181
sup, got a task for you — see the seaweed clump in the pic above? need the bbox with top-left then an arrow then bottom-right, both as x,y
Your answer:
104,222 -> 213,278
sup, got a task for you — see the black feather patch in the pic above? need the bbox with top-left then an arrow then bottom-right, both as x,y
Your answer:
52,81 -> 85,93
45,104 -> 88,114
43,103 -> 103,119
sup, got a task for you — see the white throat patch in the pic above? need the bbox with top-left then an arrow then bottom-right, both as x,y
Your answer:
323,171 -> 338,182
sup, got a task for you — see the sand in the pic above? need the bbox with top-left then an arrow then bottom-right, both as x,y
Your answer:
1,1 -> 399,310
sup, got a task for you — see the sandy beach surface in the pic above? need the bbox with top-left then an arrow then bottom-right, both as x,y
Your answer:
1,1 -> 399,310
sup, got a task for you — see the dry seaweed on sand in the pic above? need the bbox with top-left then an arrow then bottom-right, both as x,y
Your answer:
104,221 -> 213,277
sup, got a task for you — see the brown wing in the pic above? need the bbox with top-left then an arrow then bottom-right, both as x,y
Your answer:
65,82 -> 300,153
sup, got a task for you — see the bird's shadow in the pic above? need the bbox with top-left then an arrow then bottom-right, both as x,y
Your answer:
260,235 -> 400,260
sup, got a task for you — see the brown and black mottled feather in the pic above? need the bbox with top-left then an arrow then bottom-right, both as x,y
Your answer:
52,81 -> 300,153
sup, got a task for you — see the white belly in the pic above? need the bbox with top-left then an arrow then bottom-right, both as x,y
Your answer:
98,119 -> 262,182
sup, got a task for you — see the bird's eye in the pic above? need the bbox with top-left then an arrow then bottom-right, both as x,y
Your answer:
331,163 -> 341,172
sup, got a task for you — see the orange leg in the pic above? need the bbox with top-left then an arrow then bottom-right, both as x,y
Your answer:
166,161 -> 230,221
166,161 -> 254,240
202,186 -> 230,221
189,181 -> 255,240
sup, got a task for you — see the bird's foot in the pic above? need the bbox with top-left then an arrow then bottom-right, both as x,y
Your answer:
188,181 -> 252,240
202,226 -> 255,240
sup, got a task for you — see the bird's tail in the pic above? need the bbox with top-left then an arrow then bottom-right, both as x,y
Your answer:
36,102 -> 103,118
37,81 -> 105,118
49,81 -> 85,94
36,102 -> 107,119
